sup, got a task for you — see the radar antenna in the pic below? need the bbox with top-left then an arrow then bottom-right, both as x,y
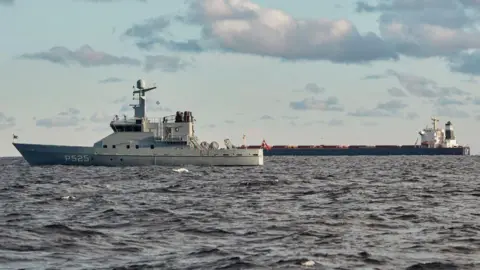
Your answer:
131,79 -> 157,118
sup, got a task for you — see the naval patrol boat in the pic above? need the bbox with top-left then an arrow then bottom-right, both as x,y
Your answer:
13,79 -> 264,166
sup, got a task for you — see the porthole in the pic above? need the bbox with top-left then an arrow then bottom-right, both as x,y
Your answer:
112,145 -> 116,149
120,158 -> 123,162
126,145 -> 130,149
135,145 -> 139,149
150,145 -> 154,149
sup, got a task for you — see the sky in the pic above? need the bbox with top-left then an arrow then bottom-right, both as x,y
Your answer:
1,0 -> 480,156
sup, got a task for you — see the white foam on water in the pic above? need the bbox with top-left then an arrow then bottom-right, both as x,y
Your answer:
173,168 -> 189,173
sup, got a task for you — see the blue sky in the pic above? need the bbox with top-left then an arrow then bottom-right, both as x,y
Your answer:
1,0 -> 480,156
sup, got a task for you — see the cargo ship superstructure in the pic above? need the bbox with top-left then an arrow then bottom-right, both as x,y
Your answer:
242,117 -> 470,156
12,79 -> 263,166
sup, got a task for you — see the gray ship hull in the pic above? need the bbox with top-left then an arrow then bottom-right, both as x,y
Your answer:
13,143 -> 263,167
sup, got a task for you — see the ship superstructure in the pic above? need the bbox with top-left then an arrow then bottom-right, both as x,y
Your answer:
418,117 -> 458,148
13,79 -> 263,166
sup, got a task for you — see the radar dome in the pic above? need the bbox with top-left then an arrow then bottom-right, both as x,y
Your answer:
209,141 -> 219,150
136,79 -> 146,89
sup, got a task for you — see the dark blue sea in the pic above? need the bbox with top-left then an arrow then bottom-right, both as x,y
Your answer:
0,156 -> 479,270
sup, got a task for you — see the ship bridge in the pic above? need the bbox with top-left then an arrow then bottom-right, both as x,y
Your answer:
108,79 -> 195,146
110,115 -> 142,132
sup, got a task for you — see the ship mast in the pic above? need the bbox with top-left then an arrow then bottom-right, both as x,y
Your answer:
431,117 -> 439,130
132,79 -> 156,118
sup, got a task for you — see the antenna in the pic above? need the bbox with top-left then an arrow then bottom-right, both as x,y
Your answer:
131,79 -> 157,118
431,117 -> 439,130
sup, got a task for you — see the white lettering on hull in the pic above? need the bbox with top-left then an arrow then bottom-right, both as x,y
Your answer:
64,155 -> 90,162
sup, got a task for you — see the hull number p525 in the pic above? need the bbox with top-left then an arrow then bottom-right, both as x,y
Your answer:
64,155 -> 90,162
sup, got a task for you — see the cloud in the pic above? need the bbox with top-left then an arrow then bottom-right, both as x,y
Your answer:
113,96 -> 129,104
282,116 -> 299,120
448,51 -> 480,75
304,119 -> 343,126
359,1 -> 480,56
290,96 -> 344,111
90,111 -> 114,123
18,46 -> 191,73
435,106 -> 470,118
386,70 -> 438,98
469,96 -> 480,105
36,108 -> 83,128
0,0 -> 14,6
356,0 -> 480,74
377,99 -> 407,110
387,87 -> 407,97
328,119 -> 343,126
124,17 -> 169,38
406,112 -> 419,120
463,77 -> 478,84
260,115 -> 274,120
435,97 -> 465,106
144,55 -> 192,72
294,83 -> 325,94
78,0 -> 147,2
18,45 -> 141,67
0,112 -> 15,130
75,126 -> 87,131
356,1 -> 479,29
123,16 -> 171,50
118,98 -> 171,114
386,69 -> 470,98
126,0 -> 398,63
362,74 -> 388,80
348,99 -> 408,117
99,77 -> 124,84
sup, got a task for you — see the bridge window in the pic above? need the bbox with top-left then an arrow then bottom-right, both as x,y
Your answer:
103,145 -> 107,148
111,124 -> 142,132
135,145 -> 139,149
150,145 -> 154,149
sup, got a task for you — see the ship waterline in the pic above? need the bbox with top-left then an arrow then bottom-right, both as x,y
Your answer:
245,117 -> 470,156
13,143 -> 263,167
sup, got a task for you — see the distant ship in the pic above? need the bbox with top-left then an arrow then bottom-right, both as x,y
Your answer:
13,79 -> 264,166
243,117 -> 470,156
